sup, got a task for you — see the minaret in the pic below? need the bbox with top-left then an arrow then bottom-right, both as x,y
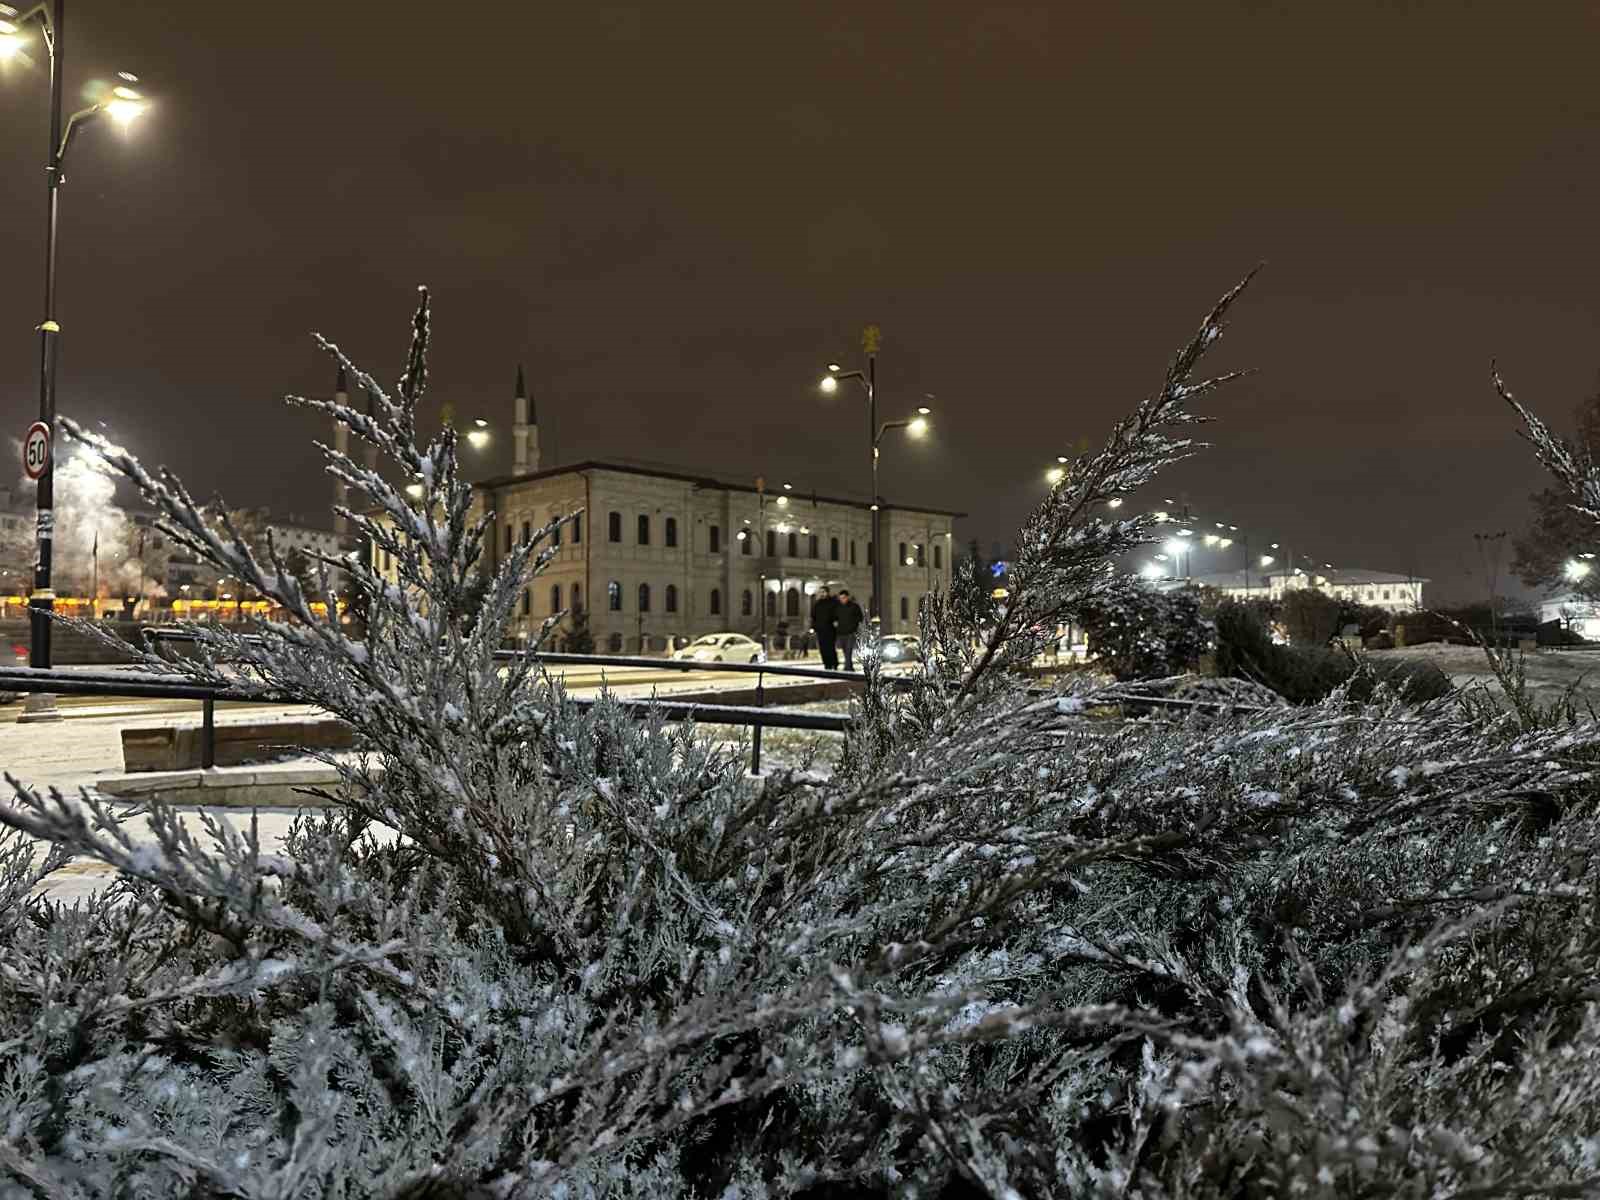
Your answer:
332,363 -> 351,535
513,363 -> 539,474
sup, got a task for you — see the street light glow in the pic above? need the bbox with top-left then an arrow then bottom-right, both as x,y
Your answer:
105,76 -> 148,126
907,416 -> 929,437
1107,497 -> 1123,508
776,495 -> 789,507
1566,559 -> 1591,581
1165,539 -> 1186,555
819,374 -> 839,394
1045,467 -> 1065,485
1260,554 -> 1275,566
1141,563 -> 1163,579
0,18 -> 23,59
1203,534 -> 1219,546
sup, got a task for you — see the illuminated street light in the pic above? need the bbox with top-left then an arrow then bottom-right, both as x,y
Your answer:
1107,497 -> 1123,508
1260,555 -> 1275,567
1046,466 -> 1066,485
1566,559 -> 1591,581
105,74 -> 147,125
1203,534 -> 1219,547
1140,563 -> 1163,579
4,1 -> 155,689
405,482 -> 424,499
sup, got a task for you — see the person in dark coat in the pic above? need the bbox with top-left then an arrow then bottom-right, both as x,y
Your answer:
810,586 -> 839,670
834,589 -> 865,671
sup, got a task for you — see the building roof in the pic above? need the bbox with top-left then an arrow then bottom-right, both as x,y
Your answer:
1275,568 -> 1429,585
473,460 -> 967,519
1187,571 -> 1271,591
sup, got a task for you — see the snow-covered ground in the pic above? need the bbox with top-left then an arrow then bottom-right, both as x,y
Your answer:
1369,644 -> 1600,705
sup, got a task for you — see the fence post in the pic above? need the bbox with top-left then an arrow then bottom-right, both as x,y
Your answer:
201,697 -> 215,769
751,668 -> 765,775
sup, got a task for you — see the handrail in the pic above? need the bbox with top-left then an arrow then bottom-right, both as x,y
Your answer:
0,666 -> 851,773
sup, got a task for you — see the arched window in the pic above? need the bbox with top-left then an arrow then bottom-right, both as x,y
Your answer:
504,524 -> 512,554
550,583 -> 562,613
637,515 -> 650,545
608,581 -> 622,611
665,517 -> 678,548
551,513 -> 561,547
850,540 -> 857,565
741,531 -> 752,555
608,512 -> 622,543
520,589 -> 530,616
898,542 -> 907,566
766,530 -> 777,557
521,521 -> 532,546
787,531 -> 798,557
709,525 -> 721,553
710,588 -> 722,615
572,513 -> 582,544
665,584 -> 678,613
933,543 -> 943,569
638,583 -> 651,613
742,589 -> 753,616
900,596 -> 910,620
786,587 -> 800,617
830,536 -> 839,561
571,583 -> 583,613
808,533 -> 818,558
765,590 -> 777,617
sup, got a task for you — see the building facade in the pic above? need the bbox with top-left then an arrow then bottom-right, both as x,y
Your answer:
368,370 -> 959,651
1188,567 -> 1426,612
476,463 -> 957,651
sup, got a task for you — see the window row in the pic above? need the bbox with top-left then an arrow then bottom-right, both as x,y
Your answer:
504,513 -> 583,555
519,582 -> 587,617
733,529 -> 866,564
607,512 -> 679,547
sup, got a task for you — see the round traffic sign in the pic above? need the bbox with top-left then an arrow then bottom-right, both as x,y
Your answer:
22,422 -> 50,481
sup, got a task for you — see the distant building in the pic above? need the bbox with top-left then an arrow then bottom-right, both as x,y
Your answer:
1188,567 -> 1425,612
1540,594 -> 1600,640
370,369 -> 961,651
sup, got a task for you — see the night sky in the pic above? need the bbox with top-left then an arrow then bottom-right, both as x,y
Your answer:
4,1 -> 1599,602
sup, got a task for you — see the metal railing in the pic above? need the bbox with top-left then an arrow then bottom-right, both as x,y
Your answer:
1,629 -> 868,774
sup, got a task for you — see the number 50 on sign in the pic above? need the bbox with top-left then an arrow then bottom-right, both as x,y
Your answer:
22,422 -> 50,481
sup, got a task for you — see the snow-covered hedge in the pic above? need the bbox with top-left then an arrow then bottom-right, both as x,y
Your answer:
5,282 -> 1600,1197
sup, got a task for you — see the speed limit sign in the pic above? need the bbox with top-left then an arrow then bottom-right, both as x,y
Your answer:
22,422 -> 50,481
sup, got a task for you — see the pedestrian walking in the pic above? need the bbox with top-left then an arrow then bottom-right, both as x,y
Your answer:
834,588 -> 864,671
810,586 -> 839,670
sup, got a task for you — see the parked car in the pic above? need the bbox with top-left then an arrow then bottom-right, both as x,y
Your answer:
671,633 -> 766,664
877,634 -> 921,663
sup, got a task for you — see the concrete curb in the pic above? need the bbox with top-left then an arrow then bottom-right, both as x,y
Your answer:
98,763 -> 350,808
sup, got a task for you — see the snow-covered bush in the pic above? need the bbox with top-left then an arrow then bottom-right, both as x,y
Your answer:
5,284 -> 1600,1197
1076,584 -> 1211,682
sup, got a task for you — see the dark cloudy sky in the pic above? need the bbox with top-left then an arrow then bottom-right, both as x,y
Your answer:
4,0 -> 1599,602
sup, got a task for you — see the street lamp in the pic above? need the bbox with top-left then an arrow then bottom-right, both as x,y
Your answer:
817,336 -> 932,626
3,0 -> 150,700
1566,559 -> 1591,582
466,417 -> 491,450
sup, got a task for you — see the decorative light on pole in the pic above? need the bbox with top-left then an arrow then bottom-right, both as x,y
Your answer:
3,0 -> 152,724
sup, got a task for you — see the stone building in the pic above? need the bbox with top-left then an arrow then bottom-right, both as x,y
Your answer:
1189,567 -> 1426,612
371,370 -> 960,651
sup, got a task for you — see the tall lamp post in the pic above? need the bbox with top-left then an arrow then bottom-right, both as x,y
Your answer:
820,335 -> 931,626
2,0 -> 147,704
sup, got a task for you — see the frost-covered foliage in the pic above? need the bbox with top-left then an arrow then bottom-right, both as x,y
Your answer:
6,286 -> 1600,1197
1076,585 -> 1211,682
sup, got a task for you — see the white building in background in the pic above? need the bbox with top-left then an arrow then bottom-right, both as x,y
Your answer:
1540,594 -> 1600,639
1188,567 -> 1425,612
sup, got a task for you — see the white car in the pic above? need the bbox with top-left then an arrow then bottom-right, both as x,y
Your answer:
672,633 -> 766,664
877,634 -> 921,663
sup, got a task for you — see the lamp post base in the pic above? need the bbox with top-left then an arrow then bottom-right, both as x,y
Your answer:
16,693 -> 61,723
